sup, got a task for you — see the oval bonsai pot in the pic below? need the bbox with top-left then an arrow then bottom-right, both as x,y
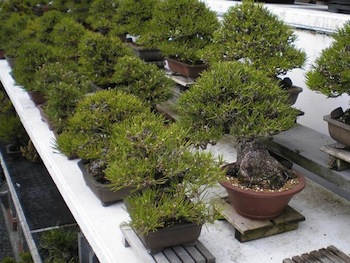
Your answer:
220,169 -> 306,220
78,160 -> 134,206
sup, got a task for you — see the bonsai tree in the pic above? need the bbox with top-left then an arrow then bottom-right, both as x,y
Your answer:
78,31 -> 133,88
105,112 -> 224,247
202,0 -> 306,87
113,0 -> 159,37
306,21 -> 350,102
111,55 -> 174,109
33,61 -> 91,133
176,61 -> 300,191
85,0 -> 122,36
55,89 -> 147,160
138,0 -> 219,65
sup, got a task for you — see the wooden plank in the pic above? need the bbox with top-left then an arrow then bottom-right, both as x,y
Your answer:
163,248 -> 182,263
195,242 -> 216,263
153,253 -> 170,263
318,248 -> 348,263
120,226 -> 158,263
172,246 -> 195,263
183,245 -> 206,263
213,197 -> 304,242
310,250 -> 334,263
321,144 -> 350,170
327,246 -> 350,263
282,259 -> 295,263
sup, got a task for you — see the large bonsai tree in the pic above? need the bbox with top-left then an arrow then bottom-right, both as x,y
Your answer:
176,61 -> 300,190
202,0 -> 306,85
306,21 -> 350,99
138,0 -> 219,64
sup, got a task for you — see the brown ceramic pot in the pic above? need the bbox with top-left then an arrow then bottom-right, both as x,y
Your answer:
324,114 -> 350,147
166,57 -> 208,79
220,169 -> 306,220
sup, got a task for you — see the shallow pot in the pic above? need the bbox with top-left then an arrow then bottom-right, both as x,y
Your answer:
126,43 -> 164,62
137,223 -> 202,254
220,169 -> 306,220
324,114 -> 350,147
166,57 -> 208,79
78,160 -> 133,206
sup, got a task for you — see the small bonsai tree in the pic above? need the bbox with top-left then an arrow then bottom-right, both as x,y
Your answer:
105,112 -> 224,236
176,61 -> 300,190
202,0 -> 306,86
137,0 -> 219,64
306,21 -> 350,100
55,89 -> 147,159
111,55 -> 174,109
33,61 -> 91,133
78,31 -> 133,88
114,0 -> 159,37
85,0 -> 122,35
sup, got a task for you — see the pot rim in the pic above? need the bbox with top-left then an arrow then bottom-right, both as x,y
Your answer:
220,169 -> 306,198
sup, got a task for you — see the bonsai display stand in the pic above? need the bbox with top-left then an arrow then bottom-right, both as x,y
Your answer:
283,245 -> 350,263
213,197 -> 305,242
165,69 -> 194,90
121,226 -> 216,263
320,143 -> 350,171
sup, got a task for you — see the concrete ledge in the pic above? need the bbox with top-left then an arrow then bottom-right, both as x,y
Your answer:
262,124 -> 350,196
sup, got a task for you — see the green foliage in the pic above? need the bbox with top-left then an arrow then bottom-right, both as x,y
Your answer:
50,16 -> 87,61
78,31 -> 133,87
0,13 -> 32,55
12,41 -> 57,90
176,61 -> 299,147
85,0 -> 122,35
112,55 -> 173,107
1,252 -> 33,263
202,0 -> 306,79
34,10 -> 65,44
56,90 -> 146,159
40,227 -> 79,263
106,112 -> 224,235
138,0 -> 219,63
306,21 -> 350,97
0,88 -> 28,143
114,0 -> 159,36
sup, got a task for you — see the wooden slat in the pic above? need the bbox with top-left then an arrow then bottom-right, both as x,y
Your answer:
284,246 -> 350,263
163,248 -> 182,263
321,144 -> 350,170
195,242 -> 216,263
172,246 -> 195,263
183,246 -> 206,263
327,246 -> 350,263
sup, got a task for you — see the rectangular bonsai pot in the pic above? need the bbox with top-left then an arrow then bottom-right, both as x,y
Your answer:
166,57 -> 208,79
137,223 -> 202,254
324,115 -> 350,147
78,160 -> 133,206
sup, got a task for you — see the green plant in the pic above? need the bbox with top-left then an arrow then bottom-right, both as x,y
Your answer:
34,10 -> 65,45
112,55 -> 173,108
202,0 -> 306,82
0,12 -> 33,57
50,16 -> 87,62
1,252 -> 33,263
176,61 -> 300,190
12,41 -> 57,91
137,0 -> 219,64
114,0 -> 158,37
306,21 -> 350,98
40,227 -> 79,263
106,112 -> 224,235
78,31 -> 133,87
85,0 -> 122,35
55,90 -> 146,159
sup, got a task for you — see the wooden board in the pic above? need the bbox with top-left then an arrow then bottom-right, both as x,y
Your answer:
121,226 -> 215,263
165,70 -> 195,88
213,197 -> 305,242
320,143 -> 350,171
283,245 -> 350,263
